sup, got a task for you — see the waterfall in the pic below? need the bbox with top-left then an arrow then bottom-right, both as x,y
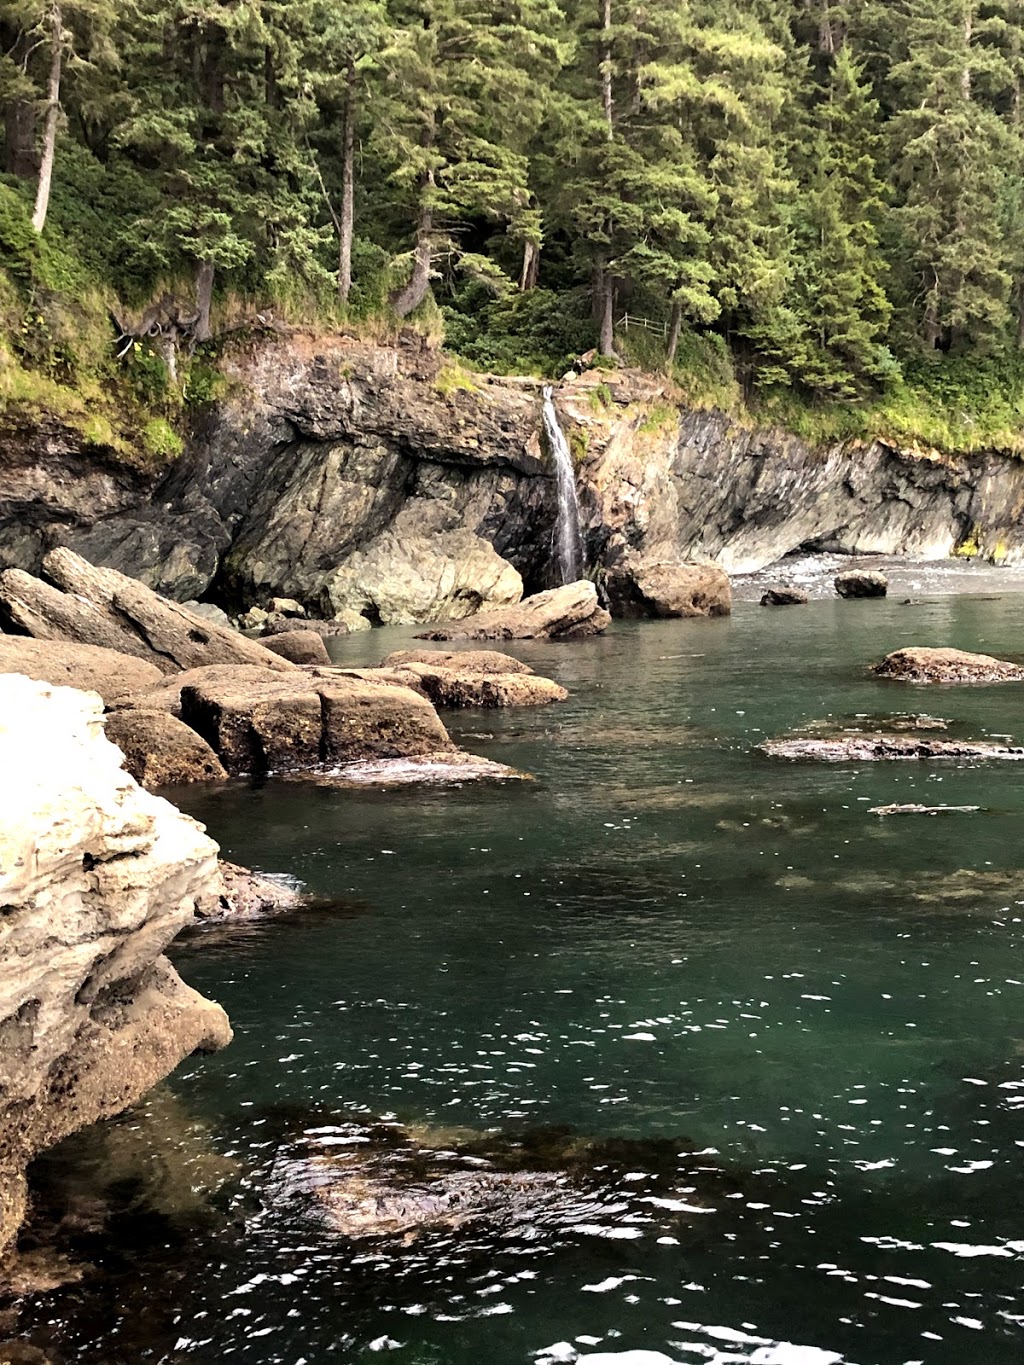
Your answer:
542,386 -> 585,585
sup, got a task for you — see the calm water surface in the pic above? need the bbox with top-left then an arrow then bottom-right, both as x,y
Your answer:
24,593 -> 1024,1365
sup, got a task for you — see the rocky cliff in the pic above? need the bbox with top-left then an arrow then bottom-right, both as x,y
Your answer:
3,334 -> 1024,624
0,675 -> 231,1264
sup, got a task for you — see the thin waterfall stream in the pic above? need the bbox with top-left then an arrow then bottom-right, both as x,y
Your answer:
542,386 -> 585,584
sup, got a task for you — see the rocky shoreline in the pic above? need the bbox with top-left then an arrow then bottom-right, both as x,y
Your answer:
5,336 -> 1024,630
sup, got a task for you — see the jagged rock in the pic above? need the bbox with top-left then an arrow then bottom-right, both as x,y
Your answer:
399,662 -> 568,708
0,676 -> 231,1263
0,637 -> 162,706
835,569 -> 888,598
606,560 -> 732,618
332,609 -> 372,633
760,735 -> 1024,761
319,513 -> 525,626
874,646 -> 1024,683
417,580 -> 610,641
760,587 -> 809,607
270,597 -> 305,617
237,607 -> 269,631
261,630 -> 332,666
179,670 -> 454,775
383,648 -> 533,675
104,709 -> 228,789
0,550 -> 294,675
263,617 -> 350,640
202,861 -> 303,921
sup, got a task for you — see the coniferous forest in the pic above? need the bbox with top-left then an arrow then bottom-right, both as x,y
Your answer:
5,0 -> 1024,446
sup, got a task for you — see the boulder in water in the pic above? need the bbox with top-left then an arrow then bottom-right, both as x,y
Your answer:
606,560 -> 732,619
179,669 -> 455,775
104,709 -> 228,788
835,569 -> 888,599
874,646 -> 1024,683
417,580 -> 610,641
202,861 -> 304,921
397,661 -> 568,708
0,637 -> 162,706
382,648 -> 534,675
760,586 -> 809,607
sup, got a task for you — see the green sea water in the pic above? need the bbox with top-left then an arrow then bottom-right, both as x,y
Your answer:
22,593 -> 1024,1365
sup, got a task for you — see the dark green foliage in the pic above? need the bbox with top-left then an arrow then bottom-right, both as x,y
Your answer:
6,0 -> 1024,442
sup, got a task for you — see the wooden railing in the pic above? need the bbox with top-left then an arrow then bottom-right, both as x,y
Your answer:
617,313 -> 668,338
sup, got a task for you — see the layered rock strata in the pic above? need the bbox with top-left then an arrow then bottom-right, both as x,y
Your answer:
0,676 -> 232,1263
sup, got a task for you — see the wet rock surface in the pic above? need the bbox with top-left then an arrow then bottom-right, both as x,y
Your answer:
203,862 -> 304,922
835,569 -> 888,598
103,709 -> 228,789
761,735 -> 1024,762
874,646 -> 1024,683
760,586 -> 809,606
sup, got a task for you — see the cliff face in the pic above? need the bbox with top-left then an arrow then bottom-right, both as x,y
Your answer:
0,675 -> 231,1261
2,335 -> 1023,623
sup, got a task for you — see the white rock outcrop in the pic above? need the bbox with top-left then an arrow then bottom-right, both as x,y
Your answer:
0,675 -> 231,1261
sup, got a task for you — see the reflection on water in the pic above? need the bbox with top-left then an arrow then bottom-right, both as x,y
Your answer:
13,594 -> 1024,1364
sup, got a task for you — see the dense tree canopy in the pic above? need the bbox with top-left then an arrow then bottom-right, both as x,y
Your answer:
5,0 -> 1024,399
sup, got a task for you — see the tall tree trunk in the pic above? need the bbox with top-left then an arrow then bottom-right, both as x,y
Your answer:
31,0 -> 62,234
600,0 -> 614,140
520,239 -> 540,291
597,263 -> 616,357
962,9 -> 973,100
666,300 -> 683,366
195,259 -> 216,343
338,59 -> 357,305
391,193 -> 434,318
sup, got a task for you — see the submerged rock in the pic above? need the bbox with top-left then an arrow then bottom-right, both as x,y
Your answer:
835,569 -> 888,598
761,734 -> 1024,762
295,751 -> 530,787
203,861 -> 304,921
0,550 -> 293,675
869,804 -> 982,816
417,580 -> 610,641
104,708 -> 228,789
606,559 -> 732,619
0,676 -> 231,1265
874,646 -> 1024,684
0,637 -> 162,706
266,1115 -> 725,1244
760,586 -> 809,607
